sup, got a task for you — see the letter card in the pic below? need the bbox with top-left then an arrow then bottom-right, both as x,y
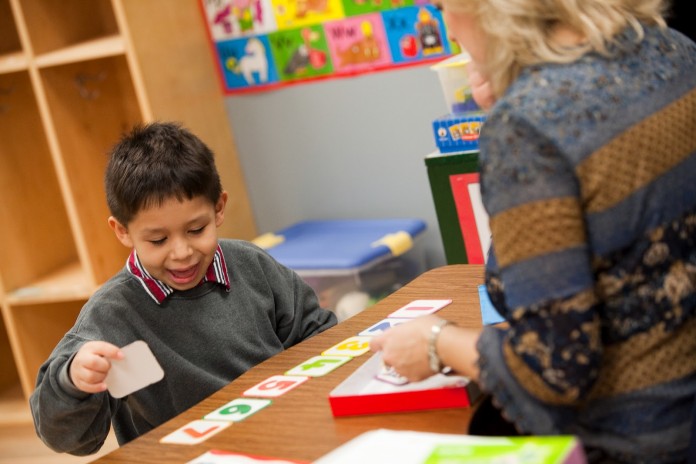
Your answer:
204,398 -> 272,422
285,355 -> 351,377
358,318 -> 410,336
322,336 -> 371,357
243,375 -> 309,398
188,449 -> 310,463
160,420 -> 230,445
387,299 -> 452,318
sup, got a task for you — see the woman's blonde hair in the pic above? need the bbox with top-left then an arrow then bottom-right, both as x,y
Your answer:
444,0 -> 668,97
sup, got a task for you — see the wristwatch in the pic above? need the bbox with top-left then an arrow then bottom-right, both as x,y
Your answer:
428,319 -> 454,374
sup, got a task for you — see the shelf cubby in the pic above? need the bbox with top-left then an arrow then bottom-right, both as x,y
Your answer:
0,71 -> 78,294
39,55 -> 139,284
5,299 -> 86,397
7,262 -> 92,305
33,34 -> 125,69
17,0 -> 119,56
0,316 -> 19,393
0,0 -> 21,56
0,0 -> 256,413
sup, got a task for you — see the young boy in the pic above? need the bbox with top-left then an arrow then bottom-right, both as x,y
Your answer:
29,122 -> 337,456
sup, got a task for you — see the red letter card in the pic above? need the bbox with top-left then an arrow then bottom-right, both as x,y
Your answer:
387,299 -> 452,319
243,375 -> 309,398
160,420 -> 230,445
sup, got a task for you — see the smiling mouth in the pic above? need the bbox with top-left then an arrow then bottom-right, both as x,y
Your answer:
169,265 -> 198,283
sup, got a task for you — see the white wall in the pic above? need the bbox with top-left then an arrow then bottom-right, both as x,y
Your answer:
224,64 -> 450,269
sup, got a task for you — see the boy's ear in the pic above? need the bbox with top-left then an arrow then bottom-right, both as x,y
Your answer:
215,191 -> 228,227
108,216 -> 134,248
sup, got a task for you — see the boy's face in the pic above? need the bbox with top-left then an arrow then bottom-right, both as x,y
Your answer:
109,193 -> 227,291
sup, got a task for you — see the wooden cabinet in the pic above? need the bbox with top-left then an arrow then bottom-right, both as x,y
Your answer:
0,0 -> 257,418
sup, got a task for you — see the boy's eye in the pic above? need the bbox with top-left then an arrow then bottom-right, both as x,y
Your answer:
149,238 -> 166,246
190,226 -> 205,235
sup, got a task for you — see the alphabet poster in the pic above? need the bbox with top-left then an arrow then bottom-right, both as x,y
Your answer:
200,0 -> 457,93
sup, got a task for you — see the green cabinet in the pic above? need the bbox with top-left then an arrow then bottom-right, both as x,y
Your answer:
425,150 -> 482,264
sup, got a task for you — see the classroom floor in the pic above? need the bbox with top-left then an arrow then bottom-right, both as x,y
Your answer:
0,398 -> 118,464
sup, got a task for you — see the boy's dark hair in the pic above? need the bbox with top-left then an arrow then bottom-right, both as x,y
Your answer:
105,122 -> 222,225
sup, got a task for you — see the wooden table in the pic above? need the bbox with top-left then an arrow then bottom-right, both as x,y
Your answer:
93,264 -> 485,463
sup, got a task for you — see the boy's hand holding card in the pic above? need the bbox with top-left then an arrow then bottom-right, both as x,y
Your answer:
105,340 -> 164,398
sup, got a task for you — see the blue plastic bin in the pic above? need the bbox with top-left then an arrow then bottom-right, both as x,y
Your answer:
254,219 -> 428,320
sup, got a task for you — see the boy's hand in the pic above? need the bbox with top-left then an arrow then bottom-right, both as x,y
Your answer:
70,341 -> 124,394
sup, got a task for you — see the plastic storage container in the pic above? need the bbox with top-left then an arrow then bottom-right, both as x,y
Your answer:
430,53 -> 479,114
430,53 -> 486,154
254,219 -> 428,321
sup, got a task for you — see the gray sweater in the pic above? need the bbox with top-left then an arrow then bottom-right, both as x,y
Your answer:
30,239 -> 337,455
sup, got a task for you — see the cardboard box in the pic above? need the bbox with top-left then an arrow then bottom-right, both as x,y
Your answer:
432,112 -> 486,154
328,352 -> 480,417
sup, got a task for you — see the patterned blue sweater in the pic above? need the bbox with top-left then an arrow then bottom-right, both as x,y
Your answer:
476,25 -> 696,463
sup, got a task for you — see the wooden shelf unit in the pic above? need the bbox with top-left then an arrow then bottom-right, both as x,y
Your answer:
0,0 -> 257,412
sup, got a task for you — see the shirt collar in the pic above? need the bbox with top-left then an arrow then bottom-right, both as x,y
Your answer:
127,244 -> 231,304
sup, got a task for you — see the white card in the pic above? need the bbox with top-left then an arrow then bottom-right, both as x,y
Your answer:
322,336 -> 371,357
243,375 -> 309,398
105,340 -> 164,398
387,299 -> 452,319
160,420 -> 231,445
204,398 -> 272,422
285,355 -> 352,377
375,364 -> 409,386
358,318 -> 410,336
188,449 -> 308,463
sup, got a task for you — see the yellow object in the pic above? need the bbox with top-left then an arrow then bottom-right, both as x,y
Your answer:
371,231 -> 413,257
252,232 -> 286,249
361,20 -> 373,37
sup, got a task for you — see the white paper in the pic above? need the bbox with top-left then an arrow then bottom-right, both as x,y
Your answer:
331,352 -> 469,397
105,340 -> 164,398
314,429 -> 513,464
468,182 -> 491,263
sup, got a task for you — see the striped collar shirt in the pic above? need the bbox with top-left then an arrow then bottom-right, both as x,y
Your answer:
126,244 -> 231,304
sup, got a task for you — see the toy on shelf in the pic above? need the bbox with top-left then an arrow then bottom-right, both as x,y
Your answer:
430,53 -> 486,154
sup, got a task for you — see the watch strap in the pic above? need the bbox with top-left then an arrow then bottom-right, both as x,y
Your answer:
428,319 -> 454,374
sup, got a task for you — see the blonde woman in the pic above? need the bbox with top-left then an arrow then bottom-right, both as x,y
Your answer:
371,1 -> 696,462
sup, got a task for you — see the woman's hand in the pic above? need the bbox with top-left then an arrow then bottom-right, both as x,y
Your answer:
370,315 -> 482,382
370,315 -> 441,382
467,61 -> 496,111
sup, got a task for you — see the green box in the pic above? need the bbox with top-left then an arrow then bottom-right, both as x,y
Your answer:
425,149 -> 480,264
424,436 -> 584,463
